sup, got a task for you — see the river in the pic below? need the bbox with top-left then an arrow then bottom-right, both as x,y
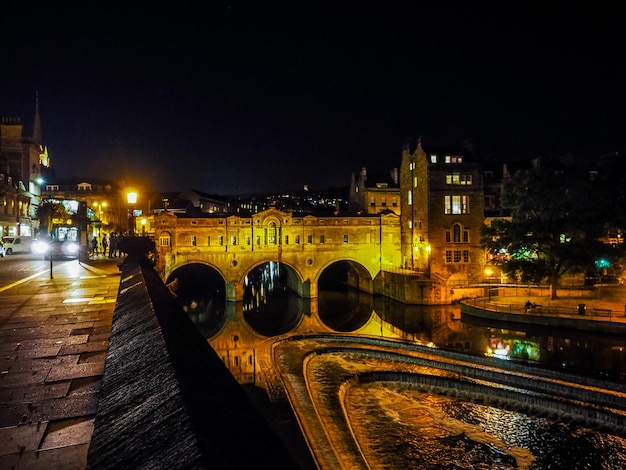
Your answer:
182,266 -> 626,469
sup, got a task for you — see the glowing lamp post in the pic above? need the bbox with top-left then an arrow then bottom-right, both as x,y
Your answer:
127,191 -> 138,235
485,268 -> 493,300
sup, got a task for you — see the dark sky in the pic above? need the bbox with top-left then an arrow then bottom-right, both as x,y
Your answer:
1,2 -> 623,194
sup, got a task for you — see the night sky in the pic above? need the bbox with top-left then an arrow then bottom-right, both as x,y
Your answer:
1,2 -> 623,195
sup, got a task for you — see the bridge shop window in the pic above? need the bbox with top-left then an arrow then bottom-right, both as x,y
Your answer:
159,235 -> 170,247
343,234 -> 348,243
307,234 -> 313,244
191,235 -> 197,246
245,235 -> 251,245
268,222 -> 277,245
285,235 -> 289,244
256,235 -> 261,245
320,234 -> 325,244
295,235 -> 300,244
231,236 -> 237,245
218,235 -> 224,246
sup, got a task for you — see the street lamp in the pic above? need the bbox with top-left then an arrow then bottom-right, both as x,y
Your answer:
485,268 -> 493,300
127,191 -> 137,235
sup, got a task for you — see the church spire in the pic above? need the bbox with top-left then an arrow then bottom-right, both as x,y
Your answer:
32,91 -> 43,145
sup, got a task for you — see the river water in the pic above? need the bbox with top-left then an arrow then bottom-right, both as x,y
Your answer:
183,270 -> 626,469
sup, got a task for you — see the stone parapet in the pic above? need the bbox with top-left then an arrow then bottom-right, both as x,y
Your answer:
87,254 -> 299,469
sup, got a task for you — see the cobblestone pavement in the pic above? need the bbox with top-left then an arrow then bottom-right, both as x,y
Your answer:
0,256 -> 121,470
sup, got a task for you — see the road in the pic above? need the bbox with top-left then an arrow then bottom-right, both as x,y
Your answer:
0,252 -> 82,290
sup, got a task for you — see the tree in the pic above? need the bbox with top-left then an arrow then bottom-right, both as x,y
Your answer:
481,158 -> 608,299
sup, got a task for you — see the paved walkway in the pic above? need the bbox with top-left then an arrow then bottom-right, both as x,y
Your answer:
0,256 -> 121,470
474,285 -> 626,324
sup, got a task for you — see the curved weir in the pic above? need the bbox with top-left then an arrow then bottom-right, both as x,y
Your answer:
271,335 -> 626,469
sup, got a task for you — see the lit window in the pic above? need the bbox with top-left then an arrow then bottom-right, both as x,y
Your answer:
191,236 -> 197,246
159,236 -> 170,247
343,234 -> 348,243
444,195 -> 469,214
408,190 -> 413,206
268,222 -> 276,244
231,236 -> 237,245
430,155 -> 437,163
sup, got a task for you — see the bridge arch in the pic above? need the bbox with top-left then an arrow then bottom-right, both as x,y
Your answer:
316,259 -> 375,295
238,260 -> 306,299
164,262 -> 227,324
154,208 -> 405,302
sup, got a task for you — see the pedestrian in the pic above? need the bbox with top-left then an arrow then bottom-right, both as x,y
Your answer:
109,233 -> 117,258
91,236 -> 98,256
102,235 -> 109,257
525,300 -> 533,313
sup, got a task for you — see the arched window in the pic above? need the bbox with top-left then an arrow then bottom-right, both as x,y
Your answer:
268,221 -> 276,245
453,224 -> 461,243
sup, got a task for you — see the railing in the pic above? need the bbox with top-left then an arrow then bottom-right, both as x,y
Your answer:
464,298 -> 625,323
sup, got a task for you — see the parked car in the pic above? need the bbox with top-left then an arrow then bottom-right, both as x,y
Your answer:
0,239 -> 5,257
1,236 -> 32,254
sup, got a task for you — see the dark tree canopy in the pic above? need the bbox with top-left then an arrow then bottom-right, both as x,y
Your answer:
481,156 -> 617,299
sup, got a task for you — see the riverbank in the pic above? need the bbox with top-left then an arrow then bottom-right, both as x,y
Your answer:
461,285 -> 626,334
496,284 -> 626,313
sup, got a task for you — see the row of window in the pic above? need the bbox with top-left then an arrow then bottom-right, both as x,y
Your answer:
445,173 -> 472,185
406,192 -> 471,215
446,250 -> 470,263
161,233 -> 359,247
1,198 -> 27,216
444,195 -> 470,214
369,198 -> 398,207
160,236 -> 472,265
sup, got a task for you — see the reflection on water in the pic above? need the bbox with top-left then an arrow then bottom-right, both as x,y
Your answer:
185,275 -> 626,383
184,270 -> 626,468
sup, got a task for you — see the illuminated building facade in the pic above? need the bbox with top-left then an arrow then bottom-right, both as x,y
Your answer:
0,101 -> 48,238
400,139 -> 485,284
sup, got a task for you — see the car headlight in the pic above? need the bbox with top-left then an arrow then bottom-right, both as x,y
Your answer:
33,241 -> 50,254
64,242 -> 79,254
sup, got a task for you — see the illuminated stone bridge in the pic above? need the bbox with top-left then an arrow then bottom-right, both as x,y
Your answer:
153,208 -> 444,303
